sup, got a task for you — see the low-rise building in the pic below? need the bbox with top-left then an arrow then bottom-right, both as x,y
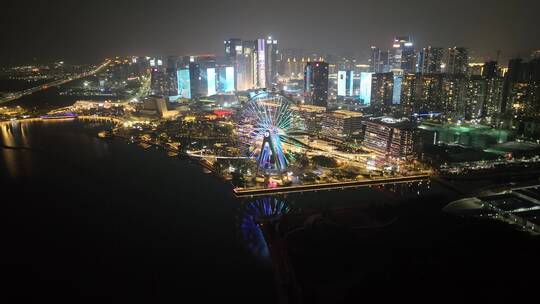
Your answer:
321,110 -> 363,138
363,117 -> 418,160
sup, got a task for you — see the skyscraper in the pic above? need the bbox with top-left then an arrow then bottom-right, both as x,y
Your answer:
483,76 -> 504,118
224,38 -> 244,91
370,72 -> 394,114
148,56 -> 179,98
359,72 -> 373,106
264,36 -> 280,88
224,38 -> 243,62
337,70 -> 355,97
240,40 -> 257,90
370,46 -> 381,73
391,36 -> 415,73
176,56 -> 218,99
420,47 -> 445,74
463,76 -> 486,120
304,61 -> 329,107
482,61 -> 499,78
255,38 -> 266,89
441,75 -> 466,118
502,58 -> 525,113
446,47 -> 469,75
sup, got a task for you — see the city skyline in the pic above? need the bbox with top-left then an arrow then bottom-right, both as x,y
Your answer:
2,0 -> 540,65
2,1 -> 540,302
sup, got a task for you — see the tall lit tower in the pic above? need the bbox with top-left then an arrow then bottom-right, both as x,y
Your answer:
391,36 -> 415,73
370,46 -> 381,73
446,47 -> 469,75
265,36 -> 280,88
420,46 -> 445,74
255,38 -> 266,88
304,61 -> 329,107
224,38 -> 243,91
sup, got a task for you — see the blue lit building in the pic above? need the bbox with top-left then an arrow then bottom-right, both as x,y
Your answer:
337,70 -> 355,97
359,72 -> 373,106
217,66 -> 235,93
177,68 -> 191,99
393,74 -> 403,104
176,56 -> 218,98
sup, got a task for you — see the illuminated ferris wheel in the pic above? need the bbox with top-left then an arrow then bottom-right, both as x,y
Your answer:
239,92 -> 302,172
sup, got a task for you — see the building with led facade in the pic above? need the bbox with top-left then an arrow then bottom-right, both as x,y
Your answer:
176,56 -> 219,99
217,66 -> 235,93
359,72 -> 373,106
392,74 -> 403,105
337,70 -> 355,97
177,68 -> 191,99
255,38 -> 266,89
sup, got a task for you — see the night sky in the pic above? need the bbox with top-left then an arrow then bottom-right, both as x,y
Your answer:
2,0 -> 539,66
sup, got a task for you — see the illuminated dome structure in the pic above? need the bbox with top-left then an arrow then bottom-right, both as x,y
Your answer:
238,92 -> 302,172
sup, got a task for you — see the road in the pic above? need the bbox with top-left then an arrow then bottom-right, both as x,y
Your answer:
0,60 -> 111,105
234,173 -> 431,197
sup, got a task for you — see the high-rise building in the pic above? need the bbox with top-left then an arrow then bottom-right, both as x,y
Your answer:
508,82 -> 537,118
176,67 -> 191,99
441,75 -> 466,118
504,56 -> 540,118
224,38 -> 243,62
359,72 -> 373,106
415,74 -> 444,113
483,77 -> 504,118
392,74 -> 403,105
150,67 -> 178,97
380,50 -> 391,73
337,70 -> 355,97
399,74 -> 416,115
370,46 -> 381,73
370,72 -> 394,114
420,47 -> 444,74
463,76 -> 486,120
446,47 -> 469,75
391,36 -> 415,73
176,57 -> 217,99
255,38 -> 267,89
483,61 -> 499,78
240,40 -> 257,90
224,38 -> 244,91
304,61 -> 329,107
264,36 -> 280,88
216,65 -> 235,93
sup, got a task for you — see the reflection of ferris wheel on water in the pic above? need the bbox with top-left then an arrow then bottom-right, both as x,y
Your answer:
238,92 -> 303,172
239,197 -> 290,259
